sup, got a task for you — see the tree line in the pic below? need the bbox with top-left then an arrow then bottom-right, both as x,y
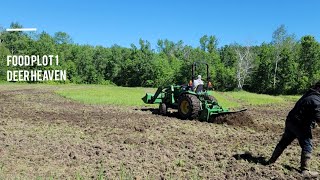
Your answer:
1,23 -> 319,95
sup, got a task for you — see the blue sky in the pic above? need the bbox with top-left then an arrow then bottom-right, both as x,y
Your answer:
1,0 -> 319,48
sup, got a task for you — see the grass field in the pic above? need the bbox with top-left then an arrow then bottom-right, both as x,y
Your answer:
55,84 -> 300,108
56,84 -> 153,106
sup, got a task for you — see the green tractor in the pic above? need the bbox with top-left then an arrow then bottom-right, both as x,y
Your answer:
142,62 -> 246,121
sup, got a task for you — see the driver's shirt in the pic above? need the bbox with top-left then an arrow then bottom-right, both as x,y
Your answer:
193,79 -> 204,88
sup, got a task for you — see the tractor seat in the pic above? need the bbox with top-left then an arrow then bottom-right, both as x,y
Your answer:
195,84 -> 204,93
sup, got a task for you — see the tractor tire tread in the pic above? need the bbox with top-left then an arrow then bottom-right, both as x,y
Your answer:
159,103 -> 167,115
178,94 -> 200,120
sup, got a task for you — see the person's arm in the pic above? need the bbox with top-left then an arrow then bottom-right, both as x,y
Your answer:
315,104 -> 320,123
311,98 -> 320,128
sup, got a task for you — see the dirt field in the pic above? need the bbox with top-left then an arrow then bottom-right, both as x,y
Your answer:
0,85 -> 319,179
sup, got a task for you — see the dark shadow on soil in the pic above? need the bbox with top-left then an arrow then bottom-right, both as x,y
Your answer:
140,108 -> 158,114
283,164 -> 301,173
233,152 -> 268,165
138,108 -> 181,118
233,152 -> 301,173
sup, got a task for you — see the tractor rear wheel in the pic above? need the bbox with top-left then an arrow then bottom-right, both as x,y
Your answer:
205,95 -> 218,103
159,103 -> 167,115
178,94 -> 200,119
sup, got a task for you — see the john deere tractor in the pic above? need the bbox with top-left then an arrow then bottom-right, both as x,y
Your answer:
142,62 -> 246,121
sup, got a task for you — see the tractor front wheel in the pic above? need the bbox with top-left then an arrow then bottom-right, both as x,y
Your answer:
159,103 -> 167,115
178,94 -> 200,120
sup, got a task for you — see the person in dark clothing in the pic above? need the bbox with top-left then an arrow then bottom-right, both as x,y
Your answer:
267,82 -> 320,177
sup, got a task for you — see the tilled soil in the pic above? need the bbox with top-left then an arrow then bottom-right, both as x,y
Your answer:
0,86 -> 319,179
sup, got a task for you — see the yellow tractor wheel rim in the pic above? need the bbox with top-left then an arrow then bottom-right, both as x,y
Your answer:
180,100 -> 190,114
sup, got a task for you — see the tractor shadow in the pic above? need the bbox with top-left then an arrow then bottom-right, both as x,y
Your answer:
139,107 -> 158,114
139,108 -> 181,119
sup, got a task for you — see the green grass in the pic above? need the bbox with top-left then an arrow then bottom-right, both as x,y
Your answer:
280,95 -> 300,102
56,85 -> 156,106
211,91 -> 241,108
227,91 -> 285,105
55,85 -> 300,107
225,91 -> 300,105
0,80 -> 10,84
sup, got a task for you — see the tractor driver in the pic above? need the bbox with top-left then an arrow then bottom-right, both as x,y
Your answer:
193,75 -> 204,91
